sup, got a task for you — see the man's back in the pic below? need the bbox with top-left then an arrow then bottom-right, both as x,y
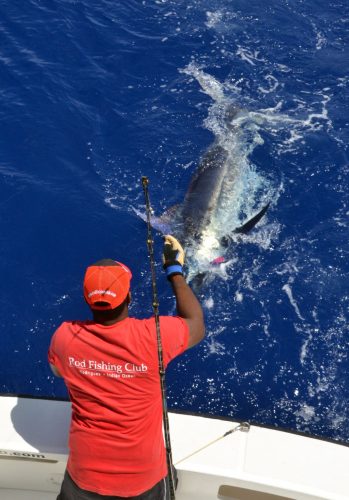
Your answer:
49,316 -> 189,497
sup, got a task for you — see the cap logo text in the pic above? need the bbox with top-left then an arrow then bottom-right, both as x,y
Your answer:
88,290 -> 117,298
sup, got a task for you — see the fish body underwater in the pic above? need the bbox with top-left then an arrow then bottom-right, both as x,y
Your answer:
137,108 -> 270,287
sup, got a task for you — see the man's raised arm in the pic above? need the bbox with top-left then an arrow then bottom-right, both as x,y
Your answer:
163,235 -> 205,348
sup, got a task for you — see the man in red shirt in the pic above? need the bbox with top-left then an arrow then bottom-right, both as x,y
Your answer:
48,235 -> 205,500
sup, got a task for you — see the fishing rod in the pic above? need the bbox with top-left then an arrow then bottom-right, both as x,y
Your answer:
141,176 -> 176,500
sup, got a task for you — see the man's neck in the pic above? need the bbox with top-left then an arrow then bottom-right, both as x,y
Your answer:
92,309 -> 129,326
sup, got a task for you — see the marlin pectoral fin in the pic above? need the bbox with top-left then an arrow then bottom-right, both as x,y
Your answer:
220,202 -> 271,247
132,207 -> 173,235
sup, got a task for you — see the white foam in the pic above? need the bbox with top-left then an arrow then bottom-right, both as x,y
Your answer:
295,404 -> 316,423
258,75 -> 280,94
206,339 -> 226,357
54,294 -> 70,306
282,283 -> 305,321
299,332 -> 312,364
205,10 -> 224,29
337,76 -> 349,88
204,297 -> 214,309
310,21 -> 326,50
181,62 -> 225,101
236,46 -> 265,66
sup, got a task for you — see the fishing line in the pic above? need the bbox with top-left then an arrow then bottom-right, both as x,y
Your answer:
141,176 -> 176,500
174,422 -> 250,466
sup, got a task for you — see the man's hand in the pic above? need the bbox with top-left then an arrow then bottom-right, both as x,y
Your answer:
162,235 -> 185,279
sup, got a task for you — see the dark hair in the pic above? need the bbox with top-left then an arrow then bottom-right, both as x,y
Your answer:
91,296 -> 129,323
92,258 -> 119,267
93,297 -> 128,315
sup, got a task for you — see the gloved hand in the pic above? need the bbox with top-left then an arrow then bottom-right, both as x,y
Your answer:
162,235 -> 185,279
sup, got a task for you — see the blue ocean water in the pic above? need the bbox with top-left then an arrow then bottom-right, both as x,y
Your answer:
1,0 -> 348,442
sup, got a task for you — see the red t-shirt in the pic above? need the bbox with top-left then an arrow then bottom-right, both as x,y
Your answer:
48,316 -> 189,496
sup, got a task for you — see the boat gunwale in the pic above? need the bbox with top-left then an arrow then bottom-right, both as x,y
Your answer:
1,392 -> 348,449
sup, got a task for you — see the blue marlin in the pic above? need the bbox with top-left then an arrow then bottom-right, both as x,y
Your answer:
136,108 -> 270,287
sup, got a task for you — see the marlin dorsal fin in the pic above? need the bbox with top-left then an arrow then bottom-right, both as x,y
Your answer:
220,202 -> 270,247
234,202 -> 270,234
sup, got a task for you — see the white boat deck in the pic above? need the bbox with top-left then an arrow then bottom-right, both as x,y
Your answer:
0,395 -> 349,499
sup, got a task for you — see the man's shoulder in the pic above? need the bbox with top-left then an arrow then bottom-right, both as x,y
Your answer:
54,320 -> 92,334
129,316 -> 188,333
128,316 -> 183,325
126,316 -> 153,330
58,319 -> 91,327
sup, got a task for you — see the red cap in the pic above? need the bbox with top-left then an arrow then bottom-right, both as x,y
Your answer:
83,261 -> 132,310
